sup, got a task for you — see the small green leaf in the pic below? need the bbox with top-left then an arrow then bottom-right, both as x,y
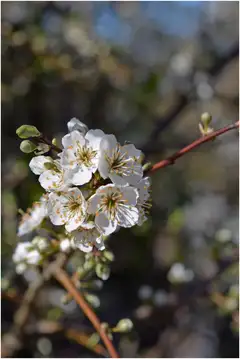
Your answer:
16,125 -> 41,139
20,140 -> 37,153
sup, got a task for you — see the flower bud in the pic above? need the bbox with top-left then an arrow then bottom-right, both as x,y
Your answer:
52,138 -> 57,146
142,162 -> 152,172
85,293 -> 100,308
16,125 -> 40,139
113,319 -> 133,333
201,112 -> 212,127
35,143 -> 50,155
104,250 -> 115,262
20,140 -> 37,153
96,263 -> 110,281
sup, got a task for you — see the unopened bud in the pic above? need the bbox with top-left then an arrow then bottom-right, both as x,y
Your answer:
35,143 -> 50,155
52,138 -> 57,146
142,162 -> 152,172
96,263 -> 110,281
16,125 -> 40,139
20,140 -> 37,153
113,319 -> 133,333
104,250 -> 115,262
85,293 -> 100,308
201,112 -> 212,127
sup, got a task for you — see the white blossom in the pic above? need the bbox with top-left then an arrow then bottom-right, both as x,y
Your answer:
71,222 -> 105,253
32,236 -> 49,251
135,177 -> 151,225
87,184 -> 139,235
48,187 -> 87,232
13,241 -> 42,269
61,129 -> 105,185
29,156 -> 53,175
16,263 -> 27,274
167,263 -> 194,284
39,159 -> 73,192
18,195 -> 48,237
98,135 -> 143,186
67,117 -> 88,135
59,238 -> 72,252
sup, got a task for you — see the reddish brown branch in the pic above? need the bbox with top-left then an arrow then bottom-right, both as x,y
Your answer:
54,268 -> 120,358
149,121 -> 239,173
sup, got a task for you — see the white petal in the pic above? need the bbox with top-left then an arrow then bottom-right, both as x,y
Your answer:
71,166 -> 93,186
77,242 -> 93,252
87,194 -> 101,214
109,173 -> 128,186
61,149 -> 77,169
60,239 -> 72,252
122,144 -> 142,159
48,193 -> 66,226
65,214 -> 84,232
29,156 -> 53,175
27,250 -> 41,265
67,118 -> 88,135
116,205 -> 139,228
100,134 -> 118,153
121,186 -> 139,206
98,156 -> 110,179
137,177 -> 151,203
95,212 -> 117,235
62,130 -> 85,149
39,170 -> 62,191
85,129 -> 105,150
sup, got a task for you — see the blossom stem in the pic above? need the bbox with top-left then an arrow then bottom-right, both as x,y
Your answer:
54,268 -> 120,358
148,121 -> 239,173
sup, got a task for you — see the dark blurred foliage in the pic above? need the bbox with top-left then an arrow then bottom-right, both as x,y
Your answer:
1,1 -> 239,358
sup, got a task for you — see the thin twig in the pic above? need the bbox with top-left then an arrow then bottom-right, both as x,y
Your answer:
54,268 -> 120,358
25,320 -> 107,357
148,121 -> 239,174
1,253 -> 67,357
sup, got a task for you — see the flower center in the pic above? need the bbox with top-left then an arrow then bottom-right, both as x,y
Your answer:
107,147 -> 128,175
77,145 -> 97,167
99,191 -> 124,219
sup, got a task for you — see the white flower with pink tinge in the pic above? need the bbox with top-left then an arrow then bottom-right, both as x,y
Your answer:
98,134 -> 143,186
61,129 -> 105,186
71,222 -> 105,253
48,187 -> 87,232
87,184 -> 139,235
30,156 -> 73,192
18,195 -> 48,237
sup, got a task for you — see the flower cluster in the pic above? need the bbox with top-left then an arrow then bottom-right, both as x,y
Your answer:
13,237 -> 50,274
17,118 -> 151,254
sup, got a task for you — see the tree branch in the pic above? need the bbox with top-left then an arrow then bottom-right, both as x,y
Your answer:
54,268 -> 120,358
142,42 -> 239,153
148,121 -> 239,174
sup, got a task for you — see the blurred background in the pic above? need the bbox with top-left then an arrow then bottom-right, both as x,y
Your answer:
1,1 -> 239,358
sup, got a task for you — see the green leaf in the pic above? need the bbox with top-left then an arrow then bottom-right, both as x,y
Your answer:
16,125 -> 41,139
20,140 -> 37,153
